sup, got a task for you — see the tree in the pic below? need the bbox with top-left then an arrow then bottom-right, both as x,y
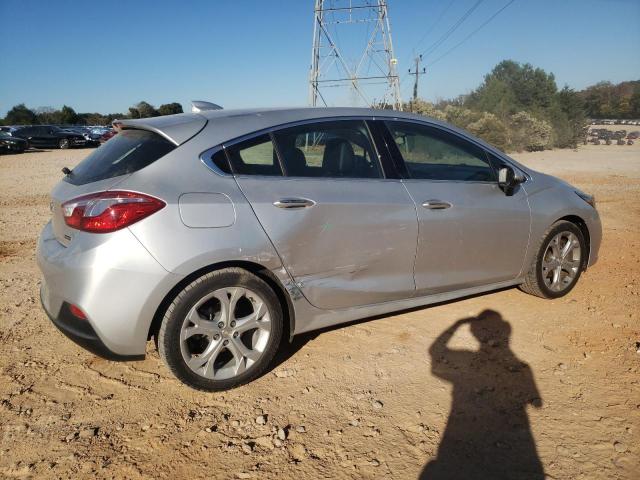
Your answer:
135,101 -> 159,118
59,105 -> 80,125
466,60 -> 558,121
466,78 -> 517,120
628,84 -> 640,118
555,86 -> 586,148
581,80 -> 640,119
35,106 -> 62,125
79,112 -> 108,125
4,104 -> 38,125
158,102 -> 183,116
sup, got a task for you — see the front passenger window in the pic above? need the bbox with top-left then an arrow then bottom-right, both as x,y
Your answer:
386,121 -> 495,182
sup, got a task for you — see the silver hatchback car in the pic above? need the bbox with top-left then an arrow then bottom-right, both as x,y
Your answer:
37,107 -> 601,390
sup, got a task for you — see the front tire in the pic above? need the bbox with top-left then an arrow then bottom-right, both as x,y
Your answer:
519,221 -> 586,299
59,138 -> 70,149
158,268 -> 283,391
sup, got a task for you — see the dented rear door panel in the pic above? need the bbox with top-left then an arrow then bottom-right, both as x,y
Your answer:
235,176 -> 418,310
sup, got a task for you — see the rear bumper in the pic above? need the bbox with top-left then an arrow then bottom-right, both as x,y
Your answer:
37,221 -> 183,357
40,291 -> 144,361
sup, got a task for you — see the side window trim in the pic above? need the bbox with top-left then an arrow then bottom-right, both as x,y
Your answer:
366,120 -> 402,179
200,145 -> 232,176
202,116 -> 394,180
362,120 -> 386,180
268,131 -> 288,177
368,119 -> 408,179
381,119 -> 498,184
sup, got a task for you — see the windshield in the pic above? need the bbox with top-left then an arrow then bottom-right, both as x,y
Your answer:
65,129 -> 176,185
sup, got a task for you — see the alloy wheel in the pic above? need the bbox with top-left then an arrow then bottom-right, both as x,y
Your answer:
179,287 -> 271,380
541,231 -> 582,292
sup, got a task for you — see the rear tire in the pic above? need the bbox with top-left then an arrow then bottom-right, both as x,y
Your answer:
519,221 -> 586,299
158,268 -> 283,391
59,138 -> 70,149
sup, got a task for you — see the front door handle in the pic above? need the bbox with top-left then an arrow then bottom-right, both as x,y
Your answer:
422,200 -> 452,210
273,197 -> 316,209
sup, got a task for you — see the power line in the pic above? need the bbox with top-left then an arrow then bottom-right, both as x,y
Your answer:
397,0 -> 462,98
420,0 -> 485,58
410,0 -> 456,59
428,0 -> 517,66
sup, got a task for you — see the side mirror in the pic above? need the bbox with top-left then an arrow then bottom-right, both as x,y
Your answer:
498,166 -> 525,195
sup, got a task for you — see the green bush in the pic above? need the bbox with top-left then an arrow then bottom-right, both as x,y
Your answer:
509,111 -> 552,152
466,113 -> 509,152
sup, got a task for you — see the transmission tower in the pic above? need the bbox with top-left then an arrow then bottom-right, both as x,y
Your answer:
309,0 -> 403,110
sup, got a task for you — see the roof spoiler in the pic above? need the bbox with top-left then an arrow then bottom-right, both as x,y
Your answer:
191,100 -> 223,113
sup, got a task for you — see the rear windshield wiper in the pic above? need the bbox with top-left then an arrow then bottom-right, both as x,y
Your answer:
62,167 -> 72,176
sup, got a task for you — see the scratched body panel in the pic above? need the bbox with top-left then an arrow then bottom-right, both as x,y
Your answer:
235,176 -> 418,309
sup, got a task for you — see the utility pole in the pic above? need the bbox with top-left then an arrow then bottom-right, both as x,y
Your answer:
408,54 -> 426,102
309,0 -> 402,110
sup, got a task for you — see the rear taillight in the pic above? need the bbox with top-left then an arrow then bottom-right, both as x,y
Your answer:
62,191 -> 165,233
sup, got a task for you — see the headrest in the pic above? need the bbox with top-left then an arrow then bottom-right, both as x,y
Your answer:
322,139 -> 355,176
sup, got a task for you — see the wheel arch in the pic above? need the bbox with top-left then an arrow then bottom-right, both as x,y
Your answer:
148,260 -> 295,344
557,214 -> 591,269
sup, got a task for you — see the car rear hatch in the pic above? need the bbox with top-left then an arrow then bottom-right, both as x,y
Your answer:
49,113 -> 207,246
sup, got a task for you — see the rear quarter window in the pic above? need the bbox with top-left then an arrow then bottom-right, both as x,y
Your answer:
65,129 -> 175,185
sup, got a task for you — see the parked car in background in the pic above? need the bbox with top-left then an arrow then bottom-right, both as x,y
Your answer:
37,107 -> 602,391
0,131 -> 28,154
0,126 -> 20,135
99,128 -> 117,143
12,126 -> 86,149
90,127 -> 108,138
60,127 -> 100,147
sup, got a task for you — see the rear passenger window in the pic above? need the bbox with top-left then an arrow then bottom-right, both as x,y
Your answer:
225,134 -> 282,176
272,120 -> 382,178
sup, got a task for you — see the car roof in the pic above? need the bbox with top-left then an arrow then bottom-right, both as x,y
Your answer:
115,106 -> 526,170
116,107 -> 447,146
195,106 -> 438,123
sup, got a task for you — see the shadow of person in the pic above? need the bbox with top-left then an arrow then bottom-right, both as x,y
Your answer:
421,310 -> 544,480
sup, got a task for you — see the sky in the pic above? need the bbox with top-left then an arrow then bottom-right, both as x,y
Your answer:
0,0 -> 639,116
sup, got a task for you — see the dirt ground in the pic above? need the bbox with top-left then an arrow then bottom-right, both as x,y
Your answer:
0,141 -> 638,479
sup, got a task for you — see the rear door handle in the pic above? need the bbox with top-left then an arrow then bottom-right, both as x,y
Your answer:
422,200 -> 452,210
273,197 -> 316,209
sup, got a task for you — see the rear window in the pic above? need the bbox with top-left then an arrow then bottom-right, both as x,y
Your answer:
65,129 -> 175,185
